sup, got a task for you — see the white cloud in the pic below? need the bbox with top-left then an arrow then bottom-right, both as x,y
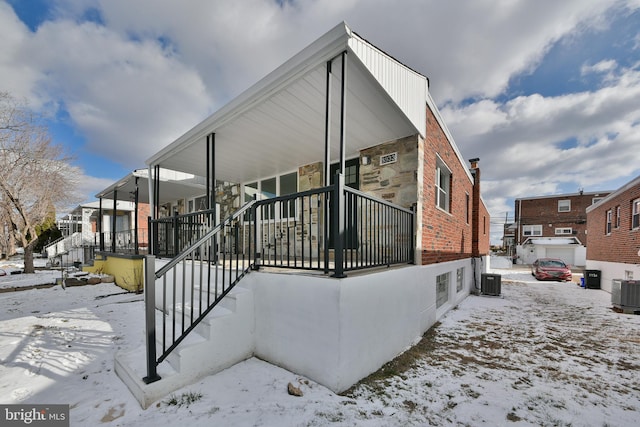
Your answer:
1,0 -> 639,242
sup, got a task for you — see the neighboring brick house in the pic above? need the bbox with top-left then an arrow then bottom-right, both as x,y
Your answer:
514,191 -> 610,266
586,175 -> 640,292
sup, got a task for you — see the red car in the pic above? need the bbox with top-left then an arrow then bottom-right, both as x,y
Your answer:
531,258 -> 572,282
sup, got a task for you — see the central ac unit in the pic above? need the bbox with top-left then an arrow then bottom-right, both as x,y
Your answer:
481,273 -> 501,296
611,279 -> 640,311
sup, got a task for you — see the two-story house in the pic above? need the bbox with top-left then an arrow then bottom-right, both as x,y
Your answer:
514,191 -> 610,266
586,175 -> 640,292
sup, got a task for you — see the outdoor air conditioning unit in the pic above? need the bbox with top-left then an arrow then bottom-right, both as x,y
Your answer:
481,273 -> 501,296
611,279 -> 640,312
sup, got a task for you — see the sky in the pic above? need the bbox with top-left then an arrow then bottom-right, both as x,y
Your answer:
1,0 -> 639,244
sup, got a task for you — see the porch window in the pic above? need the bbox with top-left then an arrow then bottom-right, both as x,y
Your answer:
456,267 -> 464,293
606,209 -> 612,234
436,272 -> 450,308
558,200 -> 571,212
633,199 -> 640,229
280,171 -> 298,218
243,172 -> 299,219
435,156 -> 451,212
522,224 -> 542,236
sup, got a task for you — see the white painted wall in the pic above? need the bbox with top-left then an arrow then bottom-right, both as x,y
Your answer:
585,260 -> 640,293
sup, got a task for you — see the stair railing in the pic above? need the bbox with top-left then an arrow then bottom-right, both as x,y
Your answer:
143,200 -> 257,383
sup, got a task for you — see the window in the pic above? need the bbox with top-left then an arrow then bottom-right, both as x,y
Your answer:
592,197 -> 604,205
280,172 -> 298,218
555,228 -> 572,235
523,225 -> 542,236
633,199 -> 640,230
556,227 -> 573,234
435,156 -> 451,212
558,200 -> 571,212
243,172 -> 299,220
615,205 -> 621,229
456,267 -> 464,293
436,272 -> 450,308
606,209 -> 612,234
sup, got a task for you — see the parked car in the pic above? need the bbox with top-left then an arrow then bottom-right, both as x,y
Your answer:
531,258 -> 572,281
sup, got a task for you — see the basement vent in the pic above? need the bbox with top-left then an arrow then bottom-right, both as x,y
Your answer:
380,152 -> 398,166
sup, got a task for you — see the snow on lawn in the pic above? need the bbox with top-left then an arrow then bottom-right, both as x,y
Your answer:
1,268 -> 639,426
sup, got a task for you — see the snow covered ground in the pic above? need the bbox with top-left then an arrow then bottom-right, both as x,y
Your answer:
1,261 -> 639,426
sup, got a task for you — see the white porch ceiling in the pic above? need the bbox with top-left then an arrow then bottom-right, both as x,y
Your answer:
148,23 -> 426,185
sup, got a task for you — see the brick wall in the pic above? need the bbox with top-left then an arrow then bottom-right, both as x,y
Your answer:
421,105 -> 486,264
587,181 -> 640,264
514,192 -> 609,245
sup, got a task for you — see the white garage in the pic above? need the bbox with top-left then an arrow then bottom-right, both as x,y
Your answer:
516,237 -> 586,267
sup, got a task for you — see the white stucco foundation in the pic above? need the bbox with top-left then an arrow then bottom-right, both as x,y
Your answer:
118,257 -> 485,407
245,257 -> 479,393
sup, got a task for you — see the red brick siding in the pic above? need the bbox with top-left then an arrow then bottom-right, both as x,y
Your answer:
587,183 -> 640,264
514,193 -> 609,245
421,106 -> 485,264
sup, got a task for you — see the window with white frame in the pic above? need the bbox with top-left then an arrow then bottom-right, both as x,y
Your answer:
633,199 -> 640,230
592,197 -> 604,205
436,272 -> 450,308
523,224 -> 542,236
456,267 -> 464,293
615,205 -> 621,228
606,209 -> 612,234
243,171 -> 298,220
555,228 -> 572,235
558,199 -> 571,212
435,156 -> 452,212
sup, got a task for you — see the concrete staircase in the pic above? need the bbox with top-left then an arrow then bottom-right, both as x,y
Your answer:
115,282 -> 255,408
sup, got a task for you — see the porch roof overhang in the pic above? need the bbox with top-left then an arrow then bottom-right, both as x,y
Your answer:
95,168 -> 207,204
146,22 -> 428,184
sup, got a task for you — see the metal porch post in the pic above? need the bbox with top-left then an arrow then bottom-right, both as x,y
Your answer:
98,197 -> 104,251
332,172 -> 346,278
111,190 -> 117,253
339,51 -> 347,174
323,60 -> 332,272
143,255 -> 161,384
134,177 -> 139,255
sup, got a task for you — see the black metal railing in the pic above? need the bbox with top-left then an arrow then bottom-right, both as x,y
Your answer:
143,174 -> 415,382
143,201 -> 256,383
150,209 -> 216,257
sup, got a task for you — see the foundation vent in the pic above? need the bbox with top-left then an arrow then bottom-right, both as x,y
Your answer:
380,152 -> 398,166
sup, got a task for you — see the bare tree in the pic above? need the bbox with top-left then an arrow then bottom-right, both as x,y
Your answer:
0,92 -> 79,272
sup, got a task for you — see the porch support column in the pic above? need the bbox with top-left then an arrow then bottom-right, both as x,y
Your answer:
324,61 -> 332,186
134,177 -> 139,255
154,165 -> 160,219
98,197 -> 104,251
339,50 -> 347,174
147,165 -> 155,221
332,172 -> 346,278
111,190 -> 117,253
206,133 -> 216,223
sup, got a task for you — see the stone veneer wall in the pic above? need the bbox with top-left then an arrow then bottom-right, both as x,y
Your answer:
359,136 -> 419,209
